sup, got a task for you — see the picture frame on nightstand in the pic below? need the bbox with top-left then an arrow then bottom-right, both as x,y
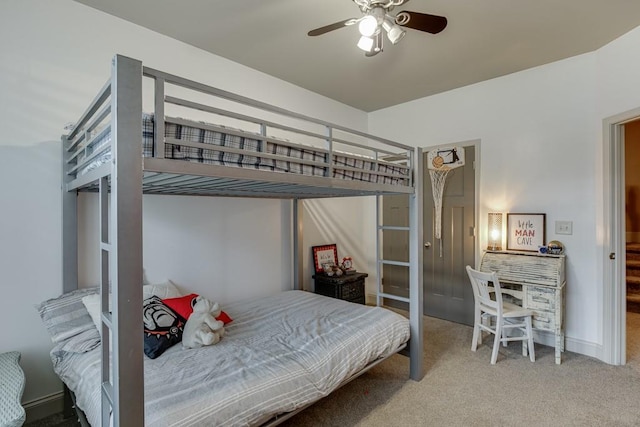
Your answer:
312,244 -> 338,273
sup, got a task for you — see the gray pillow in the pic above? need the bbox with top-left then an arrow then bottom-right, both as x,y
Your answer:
52,327 -> 101,355
36,288 -> 98,343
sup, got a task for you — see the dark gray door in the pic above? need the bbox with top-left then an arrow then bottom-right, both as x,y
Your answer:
424,146 -> 476,325
383,146 -> 476,325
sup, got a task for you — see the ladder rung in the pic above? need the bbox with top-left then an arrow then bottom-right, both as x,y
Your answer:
101,381 -> 114,406
378,259 -> 410,267
101,312 -> 112,329
378,225 -> 410,231
379,292 -> 410,303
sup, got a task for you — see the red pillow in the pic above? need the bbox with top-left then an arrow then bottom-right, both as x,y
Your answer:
216,310 -> 233,325
162,293 -> 233,324
162,293 -> 198,320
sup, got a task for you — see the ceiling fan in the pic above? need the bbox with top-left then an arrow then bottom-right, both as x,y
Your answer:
307,0 -> 447,56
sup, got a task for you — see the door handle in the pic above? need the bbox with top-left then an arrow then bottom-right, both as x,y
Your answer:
424,242 -> 432,248
609,253 -> 616,260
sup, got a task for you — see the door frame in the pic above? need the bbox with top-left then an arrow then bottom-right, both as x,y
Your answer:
603,108 -> 640,365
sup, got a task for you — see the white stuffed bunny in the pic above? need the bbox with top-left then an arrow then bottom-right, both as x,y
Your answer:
182,296 -> 225,349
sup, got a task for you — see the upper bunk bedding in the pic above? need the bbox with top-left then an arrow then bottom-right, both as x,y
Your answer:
76,114 -> 410,186
63,59 -> 415,199
47,290 -> 410,427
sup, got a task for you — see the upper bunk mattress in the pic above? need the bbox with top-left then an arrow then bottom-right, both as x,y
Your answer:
78,114 -> 410,186
50,290 -> 410,426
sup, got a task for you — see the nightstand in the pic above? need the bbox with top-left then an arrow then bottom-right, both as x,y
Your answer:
0,351 -> 26,427
313,272 -> 368,304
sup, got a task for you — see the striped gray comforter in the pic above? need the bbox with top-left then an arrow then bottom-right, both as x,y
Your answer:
51,290 -> 410,426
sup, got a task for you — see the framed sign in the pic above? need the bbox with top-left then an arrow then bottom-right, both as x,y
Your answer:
507,213 -> 546,252
312,244 -> 338,273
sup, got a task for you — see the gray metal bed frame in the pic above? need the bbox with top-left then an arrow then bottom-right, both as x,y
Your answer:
61,55 -> 424,426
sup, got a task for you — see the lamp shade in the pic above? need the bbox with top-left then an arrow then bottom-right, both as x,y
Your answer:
382,16 -> 406,44
358,15 -> 378,37
487,212 -> 502,251
357,36 -> 375,52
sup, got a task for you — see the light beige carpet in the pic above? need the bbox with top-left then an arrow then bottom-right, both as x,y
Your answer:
282,314 -> 640,427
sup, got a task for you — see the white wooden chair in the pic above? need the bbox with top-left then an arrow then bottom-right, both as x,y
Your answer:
466,266 -> 536,364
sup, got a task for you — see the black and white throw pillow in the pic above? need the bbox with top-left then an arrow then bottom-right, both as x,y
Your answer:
143,296 -> 184,359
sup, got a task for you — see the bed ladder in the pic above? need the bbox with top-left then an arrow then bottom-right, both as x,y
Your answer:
62,55 -> 145,427
375,147 -> 424,381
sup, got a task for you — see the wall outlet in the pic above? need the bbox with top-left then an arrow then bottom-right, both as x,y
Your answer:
555,220 -> 573,235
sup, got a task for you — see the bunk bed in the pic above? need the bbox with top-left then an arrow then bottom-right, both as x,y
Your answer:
58,55 -> 424,426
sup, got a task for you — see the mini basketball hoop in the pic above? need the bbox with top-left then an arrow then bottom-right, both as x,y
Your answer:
427,147 -> 465,256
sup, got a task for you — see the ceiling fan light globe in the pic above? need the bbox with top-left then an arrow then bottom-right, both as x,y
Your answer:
357,35 -> 375,52
358,15 -> 378,37
386,25 -> 405,44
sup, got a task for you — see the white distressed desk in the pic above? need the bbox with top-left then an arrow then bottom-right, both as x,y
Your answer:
480,250 -> 566,364
0,351 -> 26,427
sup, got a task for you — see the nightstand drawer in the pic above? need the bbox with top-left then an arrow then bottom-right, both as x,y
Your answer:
313,272 -> 368,304
341,280 -> 365,301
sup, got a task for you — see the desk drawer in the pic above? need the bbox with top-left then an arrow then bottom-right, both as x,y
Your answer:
531,310 -> 556,331
526,286 -> 556,311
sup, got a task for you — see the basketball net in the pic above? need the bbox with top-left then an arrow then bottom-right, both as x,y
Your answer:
429,166 -> 450,244
427,147 -> 465,258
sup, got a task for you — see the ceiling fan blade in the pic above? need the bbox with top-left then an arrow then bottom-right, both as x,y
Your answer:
399,11 -> 447,34
308,18 -> 357,36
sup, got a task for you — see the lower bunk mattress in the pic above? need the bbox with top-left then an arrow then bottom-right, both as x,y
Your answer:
49,290 -> 410,426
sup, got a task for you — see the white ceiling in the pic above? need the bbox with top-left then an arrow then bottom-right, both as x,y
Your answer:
74,0 -> 640,112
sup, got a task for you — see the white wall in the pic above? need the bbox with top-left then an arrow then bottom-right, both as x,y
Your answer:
368,26 -> 640,357
0,0 -> 369,404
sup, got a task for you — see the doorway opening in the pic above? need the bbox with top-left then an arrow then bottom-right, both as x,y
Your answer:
603,110 -> 640,366
624,120 -> 640,367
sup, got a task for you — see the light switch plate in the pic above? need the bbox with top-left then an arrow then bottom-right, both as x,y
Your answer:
555,220 -> 573,235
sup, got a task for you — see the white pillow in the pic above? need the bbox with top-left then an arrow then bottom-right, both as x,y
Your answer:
143,280 -> 183,300
82,281 -> 182,334
82,293 -> 102,334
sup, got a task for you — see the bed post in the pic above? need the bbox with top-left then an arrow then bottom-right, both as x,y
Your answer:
293,199 -> 303,290
408,147 -> 424,381
105,54 -> 145,426
61,135 -> 78,294
61,131 -> 83,419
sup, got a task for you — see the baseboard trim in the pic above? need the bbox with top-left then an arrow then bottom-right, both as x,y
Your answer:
566,336 -> 603,360
366,293 -> 376,306
23,391 -> 64,423
532,329 -> 602,360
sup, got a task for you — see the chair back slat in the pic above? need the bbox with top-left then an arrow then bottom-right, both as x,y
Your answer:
466,266 -> 503,316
